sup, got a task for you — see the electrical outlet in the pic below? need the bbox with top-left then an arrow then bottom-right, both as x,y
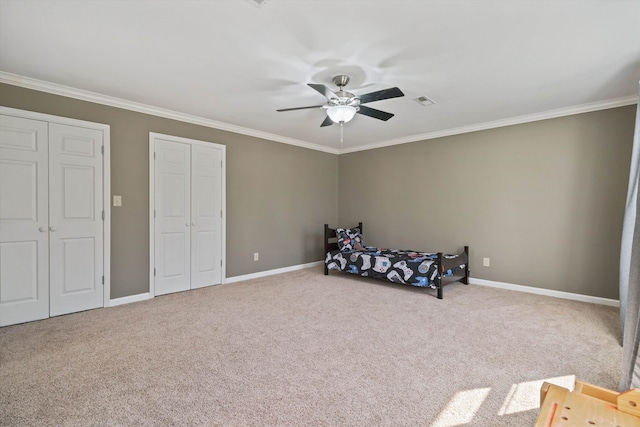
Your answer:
483,257 -> 490,267
254,252 -> 259,261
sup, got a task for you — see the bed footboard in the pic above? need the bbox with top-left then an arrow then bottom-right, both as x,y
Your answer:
435,246 -> 470,299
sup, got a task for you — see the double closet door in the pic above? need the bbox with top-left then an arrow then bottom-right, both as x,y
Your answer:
153,136 -> 223,296
0,113 -> 105,327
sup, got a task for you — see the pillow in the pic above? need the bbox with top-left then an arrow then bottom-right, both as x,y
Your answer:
336,227 -> 365,251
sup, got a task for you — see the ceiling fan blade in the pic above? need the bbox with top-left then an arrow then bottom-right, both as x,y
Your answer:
357,105 -> 394,121
308,83 -> 339,100
277,105 -> 325,112
320,116 -> 334,127
358,87 -> 404,104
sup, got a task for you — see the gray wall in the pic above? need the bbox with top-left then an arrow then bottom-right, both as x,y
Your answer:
2,82 -> 635,301
339,106 -> 637,300
0,83 -> 338,299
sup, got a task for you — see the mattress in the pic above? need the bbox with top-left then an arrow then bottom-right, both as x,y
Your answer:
325,246 -> 465,287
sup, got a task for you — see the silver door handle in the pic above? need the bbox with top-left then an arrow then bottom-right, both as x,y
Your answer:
186,223 -> 189,227
49,226 -> 57,232
191,222 -> 196,227
39,226 -> 47,232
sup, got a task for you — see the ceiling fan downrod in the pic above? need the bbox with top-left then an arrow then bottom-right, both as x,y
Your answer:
332,75 -> 350,90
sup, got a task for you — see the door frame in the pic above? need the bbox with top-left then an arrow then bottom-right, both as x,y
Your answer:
0,106 -> 112,308
148,132 -> 226,298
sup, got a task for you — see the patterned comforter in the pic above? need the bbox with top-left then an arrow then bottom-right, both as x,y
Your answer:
325,246 -> 465,288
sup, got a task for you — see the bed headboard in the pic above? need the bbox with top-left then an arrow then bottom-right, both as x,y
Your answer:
324,222 -> 363,254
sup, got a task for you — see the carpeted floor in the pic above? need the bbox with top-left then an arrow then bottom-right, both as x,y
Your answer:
0,267 -> 621,426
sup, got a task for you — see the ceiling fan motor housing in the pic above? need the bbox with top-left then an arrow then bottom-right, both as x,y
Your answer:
330,91 -> 360,108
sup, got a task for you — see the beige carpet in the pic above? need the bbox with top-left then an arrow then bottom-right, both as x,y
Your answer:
0,267 -> 621,426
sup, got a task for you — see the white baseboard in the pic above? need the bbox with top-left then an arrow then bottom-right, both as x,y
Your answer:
225,261 -> 323,284
109,292 -> 150,307
106,271 -> 617,308
470,278 -> 619,307
106,262 -> 322,307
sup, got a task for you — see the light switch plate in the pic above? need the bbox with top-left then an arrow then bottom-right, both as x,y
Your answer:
113,195 -> 122,207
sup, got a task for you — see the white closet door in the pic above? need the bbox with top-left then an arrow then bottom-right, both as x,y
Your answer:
155,139 -> 191,295
48,123 -> 104,317
0,115 -> 50,326
191,145 -> 223,288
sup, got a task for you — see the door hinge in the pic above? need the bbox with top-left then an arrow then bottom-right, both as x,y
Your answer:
154,152 -> 156,160
220,260 -> 222,267
154,209 -> 156,218
220,210 -> 222,218
102,275 -> 104,284
154,268 -> 156,276
101,145 -> 104,155
221,161 -> 223,168
102,210 -> 105,220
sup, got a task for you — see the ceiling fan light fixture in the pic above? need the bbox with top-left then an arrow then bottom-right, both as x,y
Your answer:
327,105 -> 357,123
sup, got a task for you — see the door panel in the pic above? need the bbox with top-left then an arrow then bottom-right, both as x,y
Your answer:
0,241 -> 39,301
0,160 -> 38,221
155,140 -> 191,295
49,123 -> 103,317
191,145 -> 222,289
60,237 -> 96,293
62,166 -> 95,218
161,232 -> 188,278
162,173 -> 186,218
0,115 -> 49,326
196,231 -> 217,270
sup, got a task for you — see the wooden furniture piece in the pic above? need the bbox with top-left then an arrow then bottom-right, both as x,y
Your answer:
536,380 -> 640,426
323,222 -> 469,299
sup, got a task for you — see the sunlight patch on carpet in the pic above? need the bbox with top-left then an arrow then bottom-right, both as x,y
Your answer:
431,387 -> 491,427
498,375 -> 575,415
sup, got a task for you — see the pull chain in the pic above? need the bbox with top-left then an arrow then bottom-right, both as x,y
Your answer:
340,122 -> 344,148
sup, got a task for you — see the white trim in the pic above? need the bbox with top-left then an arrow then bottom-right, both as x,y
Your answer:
225,261 -> 323,284
338,95 -> 639,154
109,293 -> 150,307
2,71 -> 636,156
0,72 -> 338,155
470,277 -> 619,307
0,106 -> 112,308
103,125 -> 111,307
149,136 -> 155,298
149,132 -> 227,297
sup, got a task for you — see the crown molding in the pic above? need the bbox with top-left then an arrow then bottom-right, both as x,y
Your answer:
0,72 -> 339,155
338,95 -> 639,154
1,71 -> 635,157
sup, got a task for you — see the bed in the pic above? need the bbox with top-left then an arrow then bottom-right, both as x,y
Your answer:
324,223 -> 469,299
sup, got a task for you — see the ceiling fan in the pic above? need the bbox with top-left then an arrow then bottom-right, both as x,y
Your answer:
277,75 -> 405,127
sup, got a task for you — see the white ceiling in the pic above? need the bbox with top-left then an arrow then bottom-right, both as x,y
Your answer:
1,0 -> 639,153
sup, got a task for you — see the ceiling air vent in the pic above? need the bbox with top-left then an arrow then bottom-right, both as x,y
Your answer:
414,96 -> 436,106
245,0 -> 269,6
